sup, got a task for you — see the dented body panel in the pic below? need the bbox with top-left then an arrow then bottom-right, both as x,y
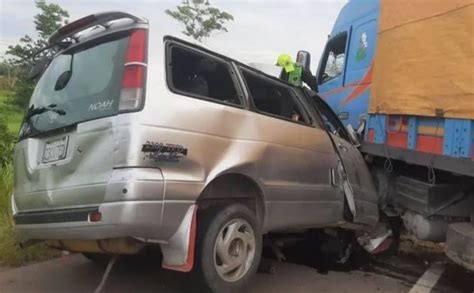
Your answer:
13,13 -> 379,270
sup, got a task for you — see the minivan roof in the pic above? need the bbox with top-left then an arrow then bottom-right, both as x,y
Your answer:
52,11 -> 304,92
164,35 -> 304,90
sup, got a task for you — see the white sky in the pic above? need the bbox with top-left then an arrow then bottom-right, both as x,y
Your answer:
0,0 -> 346,71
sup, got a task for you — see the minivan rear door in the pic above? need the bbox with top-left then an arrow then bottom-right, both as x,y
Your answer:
309,93 -> 379,226
14,26 -> 147,213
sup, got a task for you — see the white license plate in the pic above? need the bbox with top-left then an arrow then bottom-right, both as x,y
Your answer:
42,136 -> 69,163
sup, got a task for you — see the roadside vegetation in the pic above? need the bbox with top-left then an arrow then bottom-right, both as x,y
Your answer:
0,0 -> 68,267
0,90 -> 61,267
0,89 -> 23,132
0,167 -> 61,266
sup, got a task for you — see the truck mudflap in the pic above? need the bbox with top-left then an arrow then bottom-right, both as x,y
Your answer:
445,222 -> 474,271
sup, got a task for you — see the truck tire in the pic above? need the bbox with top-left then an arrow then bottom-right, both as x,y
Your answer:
194,203 -> 262,293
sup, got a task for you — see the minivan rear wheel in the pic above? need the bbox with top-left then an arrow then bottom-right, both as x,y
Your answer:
194,203 -> 262,292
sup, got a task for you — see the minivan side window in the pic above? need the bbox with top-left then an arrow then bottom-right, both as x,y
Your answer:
311,95 -> 351,142
318,32 -> 348,84
167,45 -> 241,106
242,71 -> 309,124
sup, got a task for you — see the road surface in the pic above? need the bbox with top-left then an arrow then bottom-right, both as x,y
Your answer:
0,251 -> 472,293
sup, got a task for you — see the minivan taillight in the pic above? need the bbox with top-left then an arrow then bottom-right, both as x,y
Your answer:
119,29 -> 147,112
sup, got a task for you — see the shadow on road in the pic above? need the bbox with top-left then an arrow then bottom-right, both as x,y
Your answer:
90,254 -> 193,292
1,243 -> 472,293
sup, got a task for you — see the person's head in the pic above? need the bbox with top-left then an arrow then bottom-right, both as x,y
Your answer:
276,54 -> 295,73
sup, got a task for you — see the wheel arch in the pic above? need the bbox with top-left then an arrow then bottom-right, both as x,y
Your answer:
197,173 -> 266,228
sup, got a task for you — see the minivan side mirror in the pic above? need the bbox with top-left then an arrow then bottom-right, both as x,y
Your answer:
296,50 -> 311,72
28,56 -> 51,80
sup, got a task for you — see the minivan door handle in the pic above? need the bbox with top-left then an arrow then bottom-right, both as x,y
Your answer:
337,143 -> 348,152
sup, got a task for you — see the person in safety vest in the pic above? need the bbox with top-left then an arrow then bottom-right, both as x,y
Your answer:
276,54 -> 318,92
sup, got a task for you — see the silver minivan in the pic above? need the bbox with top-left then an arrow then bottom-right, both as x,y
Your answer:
13,12 -> 379,292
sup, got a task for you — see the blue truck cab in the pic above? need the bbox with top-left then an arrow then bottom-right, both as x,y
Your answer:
316,0 -> 474,271
317,0 -> 378,130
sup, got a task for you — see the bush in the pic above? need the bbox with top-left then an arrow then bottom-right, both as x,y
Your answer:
0,118 -> 15,168
9,75 -> 34,110
0,76 -> 16,91
0,166 -> 13,223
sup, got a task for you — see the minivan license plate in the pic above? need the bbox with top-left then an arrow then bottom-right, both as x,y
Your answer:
42,136 -> 69,163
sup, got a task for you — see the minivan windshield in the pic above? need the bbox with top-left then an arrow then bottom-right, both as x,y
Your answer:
19,34 -> 129,139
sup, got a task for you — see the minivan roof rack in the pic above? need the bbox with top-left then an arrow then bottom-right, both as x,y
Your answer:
48,11 -> 147,45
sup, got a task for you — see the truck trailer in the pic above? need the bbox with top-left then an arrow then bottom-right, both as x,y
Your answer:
314,0 -> 474,270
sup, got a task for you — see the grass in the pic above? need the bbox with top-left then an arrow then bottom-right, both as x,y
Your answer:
0,90 -> 23,133
0,89 -> 60,267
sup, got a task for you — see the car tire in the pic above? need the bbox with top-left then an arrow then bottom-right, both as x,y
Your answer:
194,203 -> 262,293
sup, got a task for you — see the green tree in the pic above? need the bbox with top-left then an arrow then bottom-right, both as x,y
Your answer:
166,0 -> 234,42
5,0 -> 69,109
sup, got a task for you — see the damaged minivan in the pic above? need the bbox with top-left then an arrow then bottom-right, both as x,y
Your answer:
12,12 -> 380,292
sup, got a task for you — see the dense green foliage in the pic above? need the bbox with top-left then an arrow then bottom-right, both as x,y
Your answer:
0,90 -> 20,168
166,0 -> 234,42
0,90 -> 22,133
0,119 -> 15,169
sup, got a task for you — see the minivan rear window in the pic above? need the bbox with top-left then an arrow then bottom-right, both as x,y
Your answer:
19,34 -> 129,139
167,45 -> 241,106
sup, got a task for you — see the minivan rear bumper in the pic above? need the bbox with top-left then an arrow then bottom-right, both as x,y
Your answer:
13,165 -> 198,269
14,200 -> 165,242
14,198 -> 198,270
13,167 -> 196,245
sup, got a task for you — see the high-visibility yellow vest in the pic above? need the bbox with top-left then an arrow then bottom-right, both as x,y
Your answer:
288,65 -> 302,87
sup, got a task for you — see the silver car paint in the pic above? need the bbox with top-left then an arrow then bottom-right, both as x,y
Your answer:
13,16 -> 379,267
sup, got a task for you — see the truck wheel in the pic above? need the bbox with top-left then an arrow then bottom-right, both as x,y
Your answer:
194,203 -> 262,293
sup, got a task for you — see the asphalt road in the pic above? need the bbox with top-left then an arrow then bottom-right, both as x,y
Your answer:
0,252 -> 472,293
0,255 -> 407,293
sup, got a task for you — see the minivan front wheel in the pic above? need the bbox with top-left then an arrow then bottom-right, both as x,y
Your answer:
195,204 -> 262,292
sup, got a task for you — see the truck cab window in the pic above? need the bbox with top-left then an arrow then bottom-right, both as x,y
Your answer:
168,46 -> 241,106
318,32 -> 347,84
242,71 -> 309,124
